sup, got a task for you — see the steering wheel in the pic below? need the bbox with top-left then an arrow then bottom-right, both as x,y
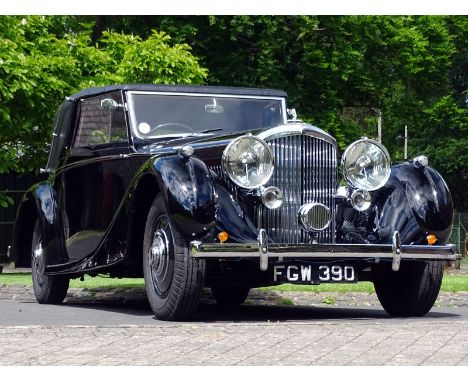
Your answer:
149,122 -> 194,135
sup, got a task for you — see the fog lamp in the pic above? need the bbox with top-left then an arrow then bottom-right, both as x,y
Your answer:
261,186 -> 283,209
351,189 -> 371,211
298,202 -> 331,232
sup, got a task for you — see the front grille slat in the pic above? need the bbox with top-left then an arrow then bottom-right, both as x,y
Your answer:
210,132 -> 337,245
256,133 -> 337,244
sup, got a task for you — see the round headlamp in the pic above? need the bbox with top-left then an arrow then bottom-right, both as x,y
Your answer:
222,135 -> 274,189
341,138 -> 391,191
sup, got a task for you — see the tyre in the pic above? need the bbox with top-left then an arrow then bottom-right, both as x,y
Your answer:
211,286 -> 250,306
31,220 -> 69,304
143,194 -> 205,321
373,260 -> 444,317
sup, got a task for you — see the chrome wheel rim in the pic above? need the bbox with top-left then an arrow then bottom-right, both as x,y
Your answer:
148,216 -> 174,298
32,237 -> 46,287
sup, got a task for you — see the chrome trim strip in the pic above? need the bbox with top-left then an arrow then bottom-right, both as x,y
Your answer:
392,231 -> 402,271
54,152 -> 152,176
258,229 -> 268,271
190,241 -> 459,261
257,123 -> 337,147
128,90 -> 286,101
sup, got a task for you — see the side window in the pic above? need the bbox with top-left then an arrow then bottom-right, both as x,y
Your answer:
73,92 -> 127,148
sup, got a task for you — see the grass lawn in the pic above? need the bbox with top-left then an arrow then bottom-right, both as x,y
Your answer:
0,272 -> 467,293
0,273 -> 145,289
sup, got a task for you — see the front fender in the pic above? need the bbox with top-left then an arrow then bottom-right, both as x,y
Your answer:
372,162 -> 453,245
152,154 -> 217,238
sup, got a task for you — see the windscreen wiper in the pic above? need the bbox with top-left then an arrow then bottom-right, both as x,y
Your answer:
160,129 -> 224,144
143,129 -> 225,148
198,128 -> 224,134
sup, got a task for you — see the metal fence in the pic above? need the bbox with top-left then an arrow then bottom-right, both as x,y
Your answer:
0,174 -> 35,259
450,212 -> 468,257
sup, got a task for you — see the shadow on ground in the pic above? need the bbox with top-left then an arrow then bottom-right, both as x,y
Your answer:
58,299 -> 461,323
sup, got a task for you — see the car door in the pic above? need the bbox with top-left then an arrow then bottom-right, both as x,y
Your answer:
58,91 -> 133,262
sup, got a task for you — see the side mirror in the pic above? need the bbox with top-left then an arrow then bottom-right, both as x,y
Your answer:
101,98 -> 119,111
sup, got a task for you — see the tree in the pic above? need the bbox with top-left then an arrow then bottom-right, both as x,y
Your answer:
133,16 -> 467,208
0,16 -> 207,206
2,15 -> 467,209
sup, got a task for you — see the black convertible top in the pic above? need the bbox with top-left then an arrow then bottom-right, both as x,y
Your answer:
68,84 -> 288,101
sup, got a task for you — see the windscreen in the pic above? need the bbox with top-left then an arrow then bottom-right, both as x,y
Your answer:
127,92 -> 285,140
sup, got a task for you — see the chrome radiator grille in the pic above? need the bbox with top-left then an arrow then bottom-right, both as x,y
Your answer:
256,134 -> 337,244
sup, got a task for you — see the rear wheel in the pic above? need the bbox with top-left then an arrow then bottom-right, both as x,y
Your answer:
31,220 -> 69,304
211,286 -> 250,306
143,195 -> 205,321
373,260 -> 444,317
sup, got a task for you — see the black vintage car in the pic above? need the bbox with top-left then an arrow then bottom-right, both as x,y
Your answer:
11,84 -> 457,320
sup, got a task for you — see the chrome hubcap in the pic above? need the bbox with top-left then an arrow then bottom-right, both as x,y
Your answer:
149,230 -> 168,269
32,239 -> 46,286
148,217 -> 173,298
33,242 -> 43,260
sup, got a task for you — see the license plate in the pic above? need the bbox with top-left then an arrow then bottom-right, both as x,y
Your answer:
273,263 -> 357,284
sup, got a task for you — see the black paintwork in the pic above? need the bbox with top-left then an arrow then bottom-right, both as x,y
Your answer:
11,84 -> 454,281
335,162 -> 453,246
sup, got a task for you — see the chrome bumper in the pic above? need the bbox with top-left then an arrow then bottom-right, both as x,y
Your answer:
191,230 -> 459,272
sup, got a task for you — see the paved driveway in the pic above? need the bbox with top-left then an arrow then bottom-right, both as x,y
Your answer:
0,286 -> 467,366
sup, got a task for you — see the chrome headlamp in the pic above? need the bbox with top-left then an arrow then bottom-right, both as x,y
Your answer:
341,138 -> 391,191
222,135 -> 274,189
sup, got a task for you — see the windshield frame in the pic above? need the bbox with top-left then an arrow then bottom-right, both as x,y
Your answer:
125,90 -> 287,142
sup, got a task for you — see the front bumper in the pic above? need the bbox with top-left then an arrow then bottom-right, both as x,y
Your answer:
191,230 -> 459,272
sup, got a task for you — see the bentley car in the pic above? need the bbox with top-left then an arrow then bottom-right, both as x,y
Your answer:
11,84 -> 458,320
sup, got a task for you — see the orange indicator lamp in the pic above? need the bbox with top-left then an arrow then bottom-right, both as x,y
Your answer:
218,231 -> 229,243
427,234 -> 437,245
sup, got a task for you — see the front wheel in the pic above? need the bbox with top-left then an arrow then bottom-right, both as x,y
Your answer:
31,220 -> 69,304
143,195 -> 205,321
373,260 -> 444,317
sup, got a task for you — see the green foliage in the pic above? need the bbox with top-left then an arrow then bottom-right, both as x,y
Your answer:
1,15 -> 467,209
134,15 -> 467,208
0,16 -> 207,181
418,96 -> 468,209
0,192 -> 14,208
72,30 -> 207,87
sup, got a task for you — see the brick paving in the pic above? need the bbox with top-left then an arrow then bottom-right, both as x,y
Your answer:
0,284 -> 467,366
0,321 -> 466,366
